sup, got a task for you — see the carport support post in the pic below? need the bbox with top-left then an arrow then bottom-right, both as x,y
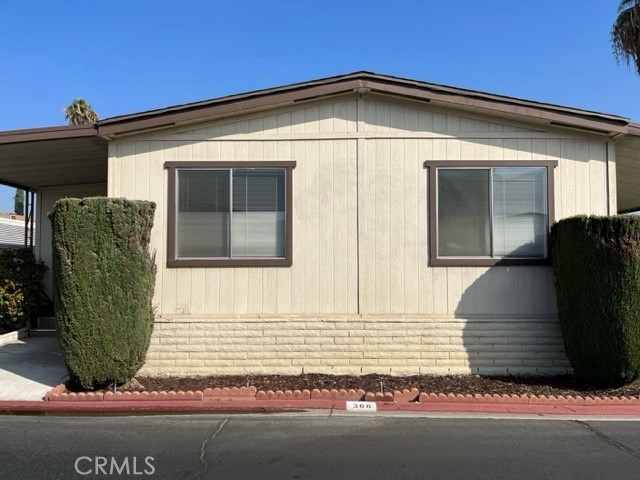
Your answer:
24,189 -> 34,249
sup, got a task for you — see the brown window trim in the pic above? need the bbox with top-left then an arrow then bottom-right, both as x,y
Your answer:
424,160 -> 558,267
165,161 -> 296,268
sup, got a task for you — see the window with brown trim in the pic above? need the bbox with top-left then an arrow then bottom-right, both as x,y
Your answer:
165,161 -> 295,267
424,160 -> 557,267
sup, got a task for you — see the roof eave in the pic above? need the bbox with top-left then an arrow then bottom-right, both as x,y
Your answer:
95,74 -> 631,138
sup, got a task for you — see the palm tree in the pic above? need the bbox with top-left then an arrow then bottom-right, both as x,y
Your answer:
63,98 -> 99,125
612,0 -> 640,75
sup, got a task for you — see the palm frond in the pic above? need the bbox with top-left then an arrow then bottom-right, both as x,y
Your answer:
612,0 -> 640,75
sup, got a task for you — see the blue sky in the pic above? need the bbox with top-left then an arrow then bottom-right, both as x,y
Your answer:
0,1 -> 637,212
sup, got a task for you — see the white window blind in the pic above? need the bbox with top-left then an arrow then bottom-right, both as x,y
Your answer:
437,166 -> 547,259
492,167 -> 546,258
176,168 -> 285,259
231,169 -> 285,258
177,170 -> 229,258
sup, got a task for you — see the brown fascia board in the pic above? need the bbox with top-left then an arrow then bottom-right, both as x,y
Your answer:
0,124 -> 98,144
96,78 -> 368,136
627,122 -> 640,136
96,72 -> 632,137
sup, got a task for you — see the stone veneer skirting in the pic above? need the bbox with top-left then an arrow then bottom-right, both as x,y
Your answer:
139,316 -> 570,377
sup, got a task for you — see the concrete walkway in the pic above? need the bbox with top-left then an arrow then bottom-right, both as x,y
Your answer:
0,336 -> 67,401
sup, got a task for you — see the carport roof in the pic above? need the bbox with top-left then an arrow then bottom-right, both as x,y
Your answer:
1,71 -> 640,206
0,125 -> 107,190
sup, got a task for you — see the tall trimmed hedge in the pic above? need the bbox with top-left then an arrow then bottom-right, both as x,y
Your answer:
551,215 -> 640,386
50,198 -> 156,390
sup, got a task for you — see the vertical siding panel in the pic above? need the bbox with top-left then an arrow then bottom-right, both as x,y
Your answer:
234,269 -> 249,314
418,108 -> 433,132
532,267 -> 548,315
360,139 -> 376,313
305,140 -> 320,312
547,268 -> 558,315
204,269 -> 219,314
389,102 -> 404,132
446,139 -> 461,161
446,267 -> 462,314
319,140 -> 334,312
459,268 -> 477,315
291,109 -> 306,134
305,105 -> 319,134
389,140 -> 405,313
531,139 -> 547,160
404,139 -> 419,313
333,140 -> 348,313
517,267 -> 534,315
148,141 -> 164,312
503,139 -> 518,161
546,139 -> 562,219
460,139 -> 475,161
347,140 -> 359,313
516,139 -> 533,160
291,141 -> 306,312
333,100 -> 348,132
489,268 -> 506,315
575,139 -> 590,215
433,112 -> 447,133
376,100 -> 391,132
503,267 -> 519,314
262,140 -> 278,313
161,142 -> 177,314
446,113 -> 461,133
276,141 -> 292,314
432,268 -> 448,314
418,139 -> 433,313
475,138 -> 489,161
375,139 -> 391,313
433,139 -> 446,161
120,142 -> 136,197
277,112 -> 292,134
608,142 -> 617,214
561,139 -> 576,218
488,139 -> 504,160
475,267 -> 491,314
589,141 -> 608,215
318,103 -> 333,133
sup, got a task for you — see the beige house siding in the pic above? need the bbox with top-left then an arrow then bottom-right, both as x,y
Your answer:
36,183 -> 107,298
108,94 -> 611,376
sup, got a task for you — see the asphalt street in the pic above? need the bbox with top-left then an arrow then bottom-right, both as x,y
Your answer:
1,413 -> 640,479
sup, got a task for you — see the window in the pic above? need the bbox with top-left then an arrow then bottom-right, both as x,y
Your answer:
425,161 -> 557,266
166,161 -> 295,267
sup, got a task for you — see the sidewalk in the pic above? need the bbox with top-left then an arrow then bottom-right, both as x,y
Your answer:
0,336 -> 67,401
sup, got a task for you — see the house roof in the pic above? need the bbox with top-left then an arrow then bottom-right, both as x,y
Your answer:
0,71 -> 639,207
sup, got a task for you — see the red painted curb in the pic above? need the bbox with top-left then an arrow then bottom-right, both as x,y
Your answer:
2,399 -> 640,416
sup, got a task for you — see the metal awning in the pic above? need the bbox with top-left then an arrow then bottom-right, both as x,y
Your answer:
0,125 -> 107,190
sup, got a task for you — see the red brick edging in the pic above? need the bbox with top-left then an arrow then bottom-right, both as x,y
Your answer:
44,384 -> 640,407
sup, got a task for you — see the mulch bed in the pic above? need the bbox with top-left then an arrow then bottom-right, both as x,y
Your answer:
117,374 -> 640,398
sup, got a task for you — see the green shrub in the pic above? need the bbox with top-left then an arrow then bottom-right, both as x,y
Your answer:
50,197 -> 156,390
551,215 -> 640,386
0,248 -> 48,330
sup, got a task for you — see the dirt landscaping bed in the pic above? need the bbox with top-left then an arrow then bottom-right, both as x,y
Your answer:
110,374 -> 640,398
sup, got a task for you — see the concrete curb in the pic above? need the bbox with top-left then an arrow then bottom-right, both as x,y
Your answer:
3,399 -> 640,417
0,384 -> 620,416
44,384 -> 640,407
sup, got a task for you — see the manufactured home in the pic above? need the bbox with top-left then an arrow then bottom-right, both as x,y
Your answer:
1,72 -> 640,376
